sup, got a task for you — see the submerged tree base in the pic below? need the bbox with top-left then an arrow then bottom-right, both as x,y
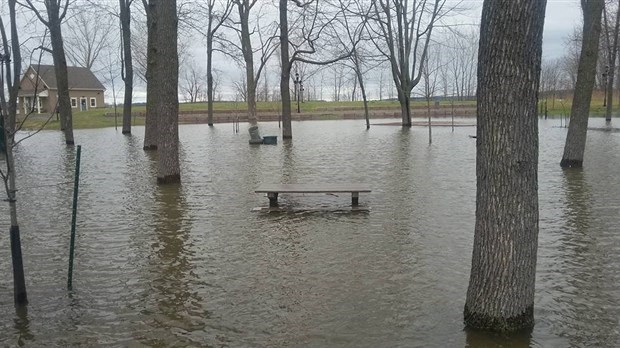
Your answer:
560,158 -> 583,168
157,174 -> 180,184
122,130 -> 131,135
10,225 -> 28,306
66,140 -> 74,145
143,145 -> 157,151
464,305 -> 533,332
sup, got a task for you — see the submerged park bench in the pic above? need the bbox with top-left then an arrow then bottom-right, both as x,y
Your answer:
255,184 -> 371,207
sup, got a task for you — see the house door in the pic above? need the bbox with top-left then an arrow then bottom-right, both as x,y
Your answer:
80,98 -> 87,111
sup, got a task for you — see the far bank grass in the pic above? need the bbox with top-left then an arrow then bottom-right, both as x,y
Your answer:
18,94 -> 617,130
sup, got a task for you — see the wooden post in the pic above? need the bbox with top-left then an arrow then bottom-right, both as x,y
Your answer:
352,192 -> 359,206
268,192 -> 278,207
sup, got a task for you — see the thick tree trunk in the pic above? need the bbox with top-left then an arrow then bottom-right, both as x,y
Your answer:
143,1 -> 158,150
120,0 -> 133,135
465,0 -> 546,332
48,18 -> 74,145
154,0 -> 180,184
279,0 -> 292,139
398,91 -> 412,127
560,0 -> 604,167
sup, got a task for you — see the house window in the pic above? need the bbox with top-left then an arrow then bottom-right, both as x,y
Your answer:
71,98 -> 77,108
90,98 -> 96,108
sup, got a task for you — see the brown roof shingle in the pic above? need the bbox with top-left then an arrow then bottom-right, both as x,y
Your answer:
30,64 -> 106,91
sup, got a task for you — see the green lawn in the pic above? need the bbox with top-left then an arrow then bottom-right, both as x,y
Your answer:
16,95 -> 616,130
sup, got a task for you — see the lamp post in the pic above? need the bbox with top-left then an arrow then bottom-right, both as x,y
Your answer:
293,72 -> 301,113
603,65 -> 609,107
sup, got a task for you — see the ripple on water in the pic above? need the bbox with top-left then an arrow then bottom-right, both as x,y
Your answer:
0,119 -> 619,346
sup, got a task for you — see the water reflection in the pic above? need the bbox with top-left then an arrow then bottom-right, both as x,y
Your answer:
464,327 -> 532,347
13,305 -> 33,345
554,169 -> 620,347
139,183 -> 204,346
1,120 -> 619,346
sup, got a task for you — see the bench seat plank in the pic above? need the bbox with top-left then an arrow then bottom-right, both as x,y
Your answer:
255,184 -> 371,194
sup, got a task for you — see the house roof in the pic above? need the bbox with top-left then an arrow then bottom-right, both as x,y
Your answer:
29,64 -> 106,91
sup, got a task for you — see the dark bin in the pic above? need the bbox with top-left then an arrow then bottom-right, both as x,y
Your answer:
262,136 -> 277,145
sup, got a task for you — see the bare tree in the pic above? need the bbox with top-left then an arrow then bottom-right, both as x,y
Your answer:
279,0 -> 355,139
335,0 -> 372,128
541,58 -> 563,112
602,1 -> 620,122
562,27 -> 583,90
332,63 -> 345,101
445,28 -> 478,101
561,0 -> 605,168
64,10 -> 112,71
465,0 -> 546,332
232,70 -> 248,102
180,60 -> 207,103
221,0 -> 278,125
22,0 -> 75,145
368,0 -> 447,127
418,43 -> 441,144
0,0 -> 28,306
119,0 -> 135,135
194,0 -> 233,126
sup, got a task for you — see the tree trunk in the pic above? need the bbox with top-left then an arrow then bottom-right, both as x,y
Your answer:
279,0 -> 292,139
120,0 -> 133,135
206,8 -> 214,126
239,3 -> 258,125
355,67 -> 370,130
605,2 -> 620,122
2,0 -> 28,305
465,0 -> 546,332
427,98 -> 432,144
143,0 -> 158,150
48,16 -> 74,145
560,0 -> 604,167
154,0 -> 180,184
398,90 -> 411,127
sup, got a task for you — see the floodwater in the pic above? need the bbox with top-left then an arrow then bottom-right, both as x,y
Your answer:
0,118 -> 619,347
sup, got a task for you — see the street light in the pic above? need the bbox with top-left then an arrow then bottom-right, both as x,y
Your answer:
293,72 -> 302,113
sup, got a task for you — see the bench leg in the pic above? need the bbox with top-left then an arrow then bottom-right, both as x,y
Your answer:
351,192 -> 359,206
268,192 -> 279,207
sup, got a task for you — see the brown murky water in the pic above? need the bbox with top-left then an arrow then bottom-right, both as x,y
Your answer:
0,119 -> 619,347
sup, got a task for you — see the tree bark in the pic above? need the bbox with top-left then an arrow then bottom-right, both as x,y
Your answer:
154,0 -> 180,184
143,0 -> 158,150
120,0 -> 133,135
560,0 -> 604,167
465,0 -> 546,332
279,0 -> 292,139
47,7 -> 74,145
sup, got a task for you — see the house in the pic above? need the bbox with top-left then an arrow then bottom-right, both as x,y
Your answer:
18,64 -> 106,115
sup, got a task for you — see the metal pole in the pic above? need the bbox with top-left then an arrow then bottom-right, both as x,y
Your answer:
67,145 -> 82,290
